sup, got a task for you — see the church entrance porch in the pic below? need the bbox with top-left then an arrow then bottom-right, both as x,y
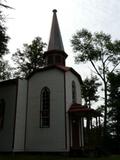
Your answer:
71,118 -> 80,149
69,104 -> 102,151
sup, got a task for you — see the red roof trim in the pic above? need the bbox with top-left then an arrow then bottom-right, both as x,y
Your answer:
69,103 -> 101,117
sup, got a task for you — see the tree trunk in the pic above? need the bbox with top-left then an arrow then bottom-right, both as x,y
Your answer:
104,81 -> 108,135
88,99 -> 91,108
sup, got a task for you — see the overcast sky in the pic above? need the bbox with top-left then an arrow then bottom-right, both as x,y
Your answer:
3,0 -> 120,78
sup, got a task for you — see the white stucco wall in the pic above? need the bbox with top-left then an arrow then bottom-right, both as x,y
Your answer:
65,71 -> 82,111
13,79 -> 27,152
25,69 -> 66,152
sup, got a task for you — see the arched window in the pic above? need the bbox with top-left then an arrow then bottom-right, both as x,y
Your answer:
72,81 -> 77,103
40,87 -> 50,128
0,99 -> 5,129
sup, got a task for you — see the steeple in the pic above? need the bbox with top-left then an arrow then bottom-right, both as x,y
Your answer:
48,9 -> 64,51
44,9 -> 68,66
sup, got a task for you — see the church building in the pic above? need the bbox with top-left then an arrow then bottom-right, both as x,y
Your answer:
0,10 -> 101,152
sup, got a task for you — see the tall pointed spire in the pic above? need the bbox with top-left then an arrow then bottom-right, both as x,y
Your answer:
48,9 -> 64,51
44,9 -> 68,66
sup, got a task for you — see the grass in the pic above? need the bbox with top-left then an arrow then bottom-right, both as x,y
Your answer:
0,153 -> 120,160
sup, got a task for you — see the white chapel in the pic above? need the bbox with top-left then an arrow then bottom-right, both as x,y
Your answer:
0,10 -> 101,152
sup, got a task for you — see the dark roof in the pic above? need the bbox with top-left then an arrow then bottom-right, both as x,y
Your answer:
27,65 -> 83,84
69,103 -> 101,117
0,79 -> 18,87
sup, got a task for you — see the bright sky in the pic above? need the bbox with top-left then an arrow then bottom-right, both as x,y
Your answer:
3,0 -> 120,79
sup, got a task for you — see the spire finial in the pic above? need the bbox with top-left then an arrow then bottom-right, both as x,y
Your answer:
53,9 -> 57,13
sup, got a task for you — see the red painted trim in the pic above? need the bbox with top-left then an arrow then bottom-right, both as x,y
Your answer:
69,104 -> 102,117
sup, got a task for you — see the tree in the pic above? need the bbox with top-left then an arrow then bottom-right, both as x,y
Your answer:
0,11 -> 9,57
71,29 -> 120,132
0,60 -> 11,80
0,1 -> 11,80
0,2 -> 13,9
12,37 -> 46,78
82,76 -> 101,108
107,72 -> 120,139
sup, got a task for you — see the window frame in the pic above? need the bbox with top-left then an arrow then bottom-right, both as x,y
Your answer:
40,87 -> 50,128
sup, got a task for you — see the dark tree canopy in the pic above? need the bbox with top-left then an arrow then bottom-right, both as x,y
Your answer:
71,29 -> 120,72
12,37 -> 46,78
108,72 -> 120,139
0,3 -> 11,80
0,60 -> 11,80
82,76 -> 101,108
0,11 -> 9,57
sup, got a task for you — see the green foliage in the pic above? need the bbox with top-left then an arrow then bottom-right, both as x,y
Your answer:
71,29 -> 120,76
0,11 -> 9,57
107,72 -> 120,138
0,4 -> 11,80
12,37 -> 46,78
0,59 -> 11,80
82,76 -> 101,108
